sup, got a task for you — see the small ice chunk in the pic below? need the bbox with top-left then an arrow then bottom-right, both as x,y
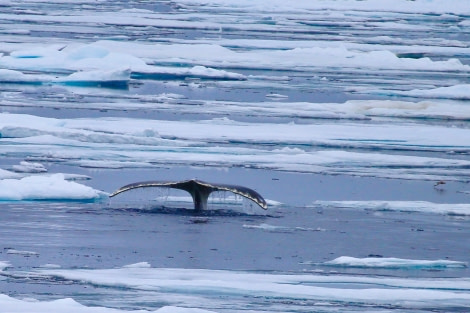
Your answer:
265,93 -> 288,100
11,161 -> 47,173
39,264 -> 62,269
122,262 -> 151,268
324,256 -> 468,269
6,249 -> 39,256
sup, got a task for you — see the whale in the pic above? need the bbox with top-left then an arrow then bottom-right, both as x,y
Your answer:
109,179 -> 267,211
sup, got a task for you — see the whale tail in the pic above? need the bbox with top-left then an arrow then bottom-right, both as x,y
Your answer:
110,179 -> 267,211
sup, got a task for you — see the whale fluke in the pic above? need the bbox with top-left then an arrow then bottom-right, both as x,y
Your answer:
109,179 -> 267,211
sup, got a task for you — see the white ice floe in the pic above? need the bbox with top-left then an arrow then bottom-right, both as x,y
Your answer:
11,161 -> 47,173
243,223 -> 324,232
315,201 -> 470,216
399,84 -> 470,100
37,265 -> 470,309
6,249 -> 39,256
39,264 -> 62,269
91,40 -> 470,73
182,65 -> 245,80
336,99 -> 470,120
0,40 -> 467,88
0,69 -> 45,83
196,99 -> 470,121
0,113 -> 469,181
323,256 -> 467,269
0,173 -> 105,201
0,295 -> 217,313
0,67 -> 131,86
0,169 -> 20,179
1,113 -> 468,151
122,262 -> 152,269
265,93 -> 288,100
0,43 -> 245,83
172,0 -> 470,15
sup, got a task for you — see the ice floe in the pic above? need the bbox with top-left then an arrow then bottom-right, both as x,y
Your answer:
0,113 -> 469,181
6,249 -> 39,256
0,43 -> 246,85
0,68 -> 130,87
243,223 -> 324,233
35,265 -> 470,309
0,295 -> 217,313
0,39 -> 467,91
398,84 -> 470,100
89,40 -> 470,73
172,0 -> 470,15
0,169 -> 20,179
0,173 -> 105,201
0,69 -> 45,84
323,256 -> 467,269
11,161 -> 47,173
315,201 -> 470,216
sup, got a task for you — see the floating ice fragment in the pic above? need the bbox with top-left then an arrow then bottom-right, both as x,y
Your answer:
0,173 -> 106,201
37,266 -> 470,308
188,65 -> 245,80
6,249 -> 39,256
243,223 -> 322,232
315,201 -> 470,216
243,223 -> 293,232
39,264 -> 62,269
155,307 -> 218,313
265,93 -> 288,100
11,161 -> 47,173
122,262 -> 152,269
0,294 -> 218,313
323,256 -> 468,269
400,84 -> 470,100
179,0 -> 470,15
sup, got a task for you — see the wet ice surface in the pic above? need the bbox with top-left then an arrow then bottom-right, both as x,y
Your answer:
1,0 -> 470,312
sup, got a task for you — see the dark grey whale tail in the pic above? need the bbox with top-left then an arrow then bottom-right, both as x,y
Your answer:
109,179 -> 267,211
